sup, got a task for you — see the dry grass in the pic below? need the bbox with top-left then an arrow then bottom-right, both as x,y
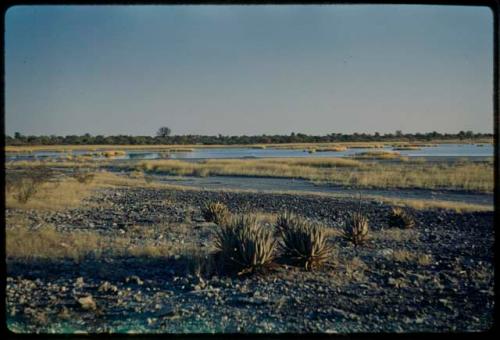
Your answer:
5,170 -> 186,211
202,202 -> 230,225
132,157 -> 493,192
5,160 -> 493,215
374,197 -> 493,213
7,150 -> 493,192
134,157 -> 365,178
343,256 -> 368,282
371,228 -> 419,243
5,177 -> 95,211
386,249 -> 433,266
352,150 -> 407,160
392,146 -> 421,151
5,224 -> 192,261
387,207 -> 416,229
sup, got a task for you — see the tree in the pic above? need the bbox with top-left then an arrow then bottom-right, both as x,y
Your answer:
157,127 -> 172,138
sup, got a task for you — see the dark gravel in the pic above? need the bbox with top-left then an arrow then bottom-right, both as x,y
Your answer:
6,187 -> 494,333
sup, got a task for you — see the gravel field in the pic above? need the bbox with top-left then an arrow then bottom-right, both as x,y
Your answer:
5,186 -> 495,333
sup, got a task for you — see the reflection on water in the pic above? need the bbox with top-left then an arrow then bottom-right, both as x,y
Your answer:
5,143 -> 494,161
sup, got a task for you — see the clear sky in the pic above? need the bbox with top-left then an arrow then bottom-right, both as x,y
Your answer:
5,5 -> 493,136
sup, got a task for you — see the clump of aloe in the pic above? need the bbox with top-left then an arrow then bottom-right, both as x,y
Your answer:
276,212 -> 332,270
202,201 -> 230,226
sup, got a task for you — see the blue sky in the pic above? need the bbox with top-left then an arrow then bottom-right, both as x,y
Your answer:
5,5 -> 493,136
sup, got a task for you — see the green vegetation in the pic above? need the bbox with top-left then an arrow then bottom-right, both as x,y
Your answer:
276,212 -> 332,270
5,130 -> 492,147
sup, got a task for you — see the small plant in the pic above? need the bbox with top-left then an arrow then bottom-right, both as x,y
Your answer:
15,178 -> 39,204
344,211 -> 369,245
388,207 -> 415,229
73,171 -> 95,184
12,167 -> 53,204
276,212 -> 332,270
214,215 -> 276,275
202,202 -> 230,226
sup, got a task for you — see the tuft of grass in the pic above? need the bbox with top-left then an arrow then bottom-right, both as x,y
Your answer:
102,150 -> 126,158
316,145 -> 348,152
72,170 -> 95,184
202,202 -> 230,225
387,207 -> 416,229
214,215 -> 276,275
344,211 -> 369,246
14,178 -> 41,204
8,167 -> 55,204
276,212 -> 333,270
6,223 -> 194,262
386,249 -> 433,266
392,146 -> 421,151
352,150 -> 406,160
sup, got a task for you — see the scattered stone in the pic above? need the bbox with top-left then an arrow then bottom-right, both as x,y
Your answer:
126,275 -> 144,285
77,295 -> 97,310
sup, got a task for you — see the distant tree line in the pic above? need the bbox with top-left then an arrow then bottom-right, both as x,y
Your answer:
4,130 -> 492,146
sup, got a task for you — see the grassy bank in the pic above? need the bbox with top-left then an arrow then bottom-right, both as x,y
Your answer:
130,157 -> 493,192
6,156 -> 494,192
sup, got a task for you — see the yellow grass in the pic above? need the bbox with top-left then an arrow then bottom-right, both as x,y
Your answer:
386,249 -> 433,266
5,223 -> 196,261
374,197 -> 493,213
351,150 -> 407,160
6,177 -> 95,211
392,146 -> 421,151
5,161 -> 493,213
371,228 -> 419,242
5,170 -> 187,211
131,157 -> 493,192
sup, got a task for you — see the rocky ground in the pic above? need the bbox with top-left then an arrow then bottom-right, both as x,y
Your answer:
5,186 -> 495,333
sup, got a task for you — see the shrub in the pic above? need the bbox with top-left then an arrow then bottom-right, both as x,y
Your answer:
73,171 -> 95,184
388,207 -> 415,229
12,167 -> 53,204
15,178 -> 40,204
276,212 -> 332,270
344,211 -> 369,245
202,202 -> 230,225
214,215 -> 276,275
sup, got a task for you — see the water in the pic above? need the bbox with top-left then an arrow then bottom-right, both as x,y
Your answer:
5,143 -> 494,162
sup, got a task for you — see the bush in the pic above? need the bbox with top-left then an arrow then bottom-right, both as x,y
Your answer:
202,202 -> 230,225
344,211 -> 369,245
15,178 -> 40,204
73,171 -> 95,184
276,212 -> 332,270
214,215 -> 276,275
388,207 -> 415,229
12,167 -> 54,204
